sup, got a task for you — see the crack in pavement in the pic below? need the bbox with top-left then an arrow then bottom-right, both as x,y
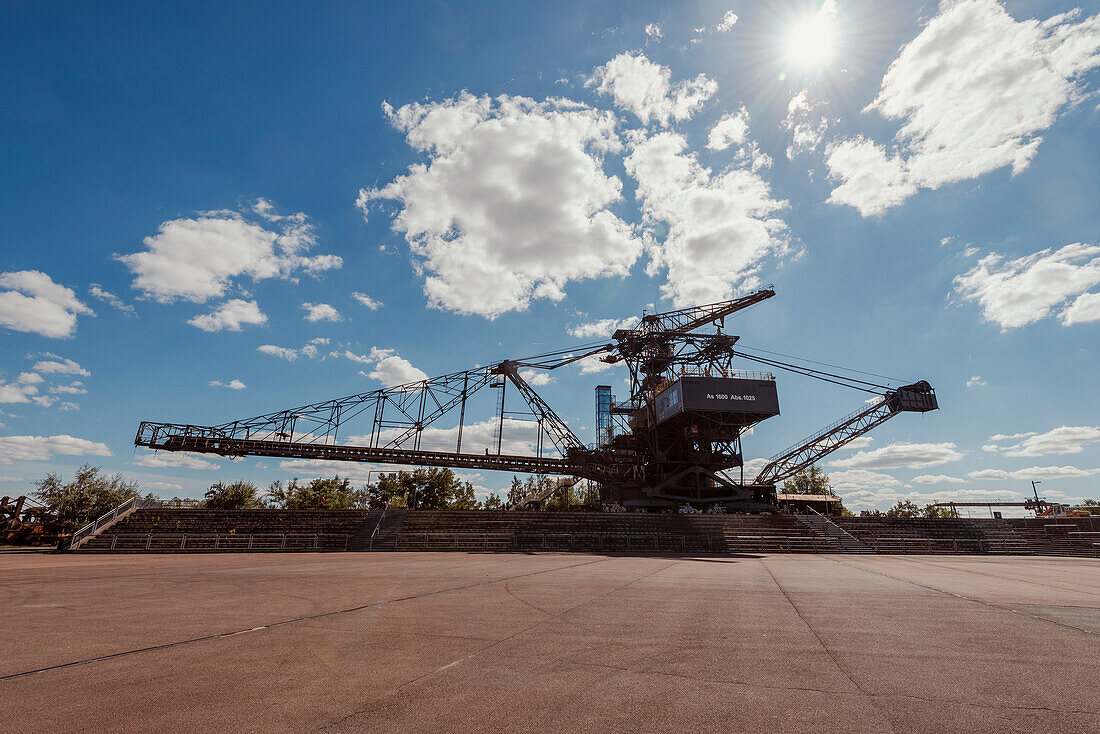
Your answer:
759,557 -> 898,733
890,556 -> 1100,598
0,556 -> 615,682
831,557 -> 1100,638
316,558 -> 682,732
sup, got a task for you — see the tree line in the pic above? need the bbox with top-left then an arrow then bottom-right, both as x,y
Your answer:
28,465 -> 597,531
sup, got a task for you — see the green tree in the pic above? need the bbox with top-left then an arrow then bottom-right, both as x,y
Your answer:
367,469 -> 477,509
885,500 -> 922,518
1080,499 -> 1100,516
922,503 -> 955,519
203,481 -> 264,509
32,464 -> 141,531
506,476 -> 526,507
482,493 -> 503,510
781,465 -> 830,495
266,476 -> 368,509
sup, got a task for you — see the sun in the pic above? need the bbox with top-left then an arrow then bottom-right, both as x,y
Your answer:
783,3 -> 839,70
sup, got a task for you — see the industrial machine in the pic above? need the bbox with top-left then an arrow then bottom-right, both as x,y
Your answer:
135,288 -> 938,510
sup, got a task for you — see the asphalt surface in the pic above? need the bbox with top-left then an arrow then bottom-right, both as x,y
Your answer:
2,552 -> 1098,732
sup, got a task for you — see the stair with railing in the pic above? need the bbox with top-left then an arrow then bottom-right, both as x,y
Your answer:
795,509 -> 874,553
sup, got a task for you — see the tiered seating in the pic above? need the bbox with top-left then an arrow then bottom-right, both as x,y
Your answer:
79,509 -> 373,552
836,518 -> 1032,555
1002,517 -> 1100,558
393,511 -> 833,553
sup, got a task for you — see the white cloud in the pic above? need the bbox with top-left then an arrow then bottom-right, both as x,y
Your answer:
32,356 -> 90,376
966,375 -> 987,388
1060,291 -> 1100,325
133,453 -> 218,470
0,270 -> 94,338
351,292 -> 383,310
706,108 -> 749,151
588,52 -> 717,126
969,465 -> 1100,480
577,354 -> 615,374
827,0 -> 1100,215
0,380 -> 36,404
716,11 -> 738,32
147,482 -> 184,491
277,459 -> 385,482
953,243 -> 1100,330
624,131 -> 788,306
911,474 -> 966,485
830,441 -> 965,470
88,284 -> 135,314
119,201 -> 341,304
984,425 -> 1100,457
18,372 -> 43,385
782,89 -> 829,159
368,354 -> 428,387
828,469 -> 902,492
257,344 -> 300,361
644,23 -> 662,41
825,137 -> 916,216
187,298 -> 267,332
840,436 -> 874,451
210,379 -> 246,390
359,93 -> 640,318
567,316 -> 639,339
303,302 -> 342,322
518,368 -> 553,387
0,434 -> 112,464
49,381 -> 87,395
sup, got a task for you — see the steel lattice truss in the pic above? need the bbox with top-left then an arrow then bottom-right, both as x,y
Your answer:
135,286 -> 938,505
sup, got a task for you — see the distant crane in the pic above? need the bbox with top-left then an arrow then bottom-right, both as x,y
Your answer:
135,287 -> 938,510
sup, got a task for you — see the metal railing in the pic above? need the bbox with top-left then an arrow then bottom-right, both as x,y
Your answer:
368,507 -> 388,549
861,537 -> 1032,554
96,533 -> 351,551
70,497 -> 160,549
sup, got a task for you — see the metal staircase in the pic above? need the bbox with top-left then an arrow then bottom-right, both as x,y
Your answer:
796,508 -> 874,554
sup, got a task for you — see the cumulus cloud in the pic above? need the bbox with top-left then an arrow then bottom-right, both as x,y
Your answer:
782,89 -> 829,159
953,243 -> 1100,329
366,354 -> 428,387
32,356 -> 89,376
828,469 -> 902,492
88,284 -> 135,314
827,0 -> 1100,215
624,131 -> 788,305
49,381 -> 87,395
830,441 -> 965,470
567,316 -> 640,339
302,302 -> 341,322
644,23 -> 661,42
0,270 -> 95,338
716,11 -> 738,32
1061,291 -> 1100,325
0,434 -> 112,464
0,378 -> 37,404
348,417 -> 541,456
984,425 -> 1100,457
518,368 -> 553,387
257,344 -> 301,361
825,137 -> 916,216
911,474 -> 966,484
588,52 -> 717,126
133,453 -> 218,470
706,108 -> 750,151
351,293 -> 383,310
210,379 -> 246,390
576,354 -> 616,374
359,94 -> 641,318
119,200 -> 341,304
968,465 -> 1100,480
187,299 -> 267,332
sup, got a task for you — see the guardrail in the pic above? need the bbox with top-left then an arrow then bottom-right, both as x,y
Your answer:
92,533 -> 351,551
861,537 -> 1032,554
70,497 -> 160,549
397,531 -> 724,552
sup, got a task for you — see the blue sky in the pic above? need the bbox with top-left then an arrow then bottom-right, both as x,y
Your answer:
2,0 -> 1099,513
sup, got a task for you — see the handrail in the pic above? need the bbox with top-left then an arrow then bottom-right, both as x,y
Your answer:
369,507 -> 388,549
100,533 -> 350,551
70,496 -> 158,549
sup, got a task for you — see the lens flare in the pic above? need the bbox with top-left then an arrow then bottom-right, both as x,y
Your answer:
784,1 -> 838,70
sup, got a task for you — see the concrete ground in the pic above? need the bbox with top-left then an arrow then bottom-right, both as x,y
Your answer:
2,552 -> 1098,733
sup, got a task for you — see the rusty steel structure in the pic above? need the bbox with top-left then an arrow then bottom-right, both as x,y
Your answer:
135,287 -> 938,509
